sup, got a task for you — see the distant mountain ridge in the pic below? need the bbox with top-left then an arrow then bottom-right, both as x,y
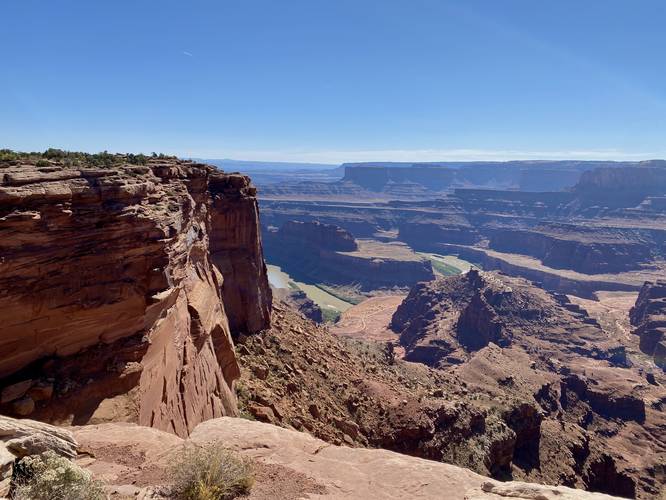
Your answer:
197,158 -> 340,172
341,159 -> 666,193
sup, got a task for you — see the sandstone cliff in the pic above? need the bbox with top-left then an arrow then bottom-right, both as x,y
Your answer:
0,156 -> 271,436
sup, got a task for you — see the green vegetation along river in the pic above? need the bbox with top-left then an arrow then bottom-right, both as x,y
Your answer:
266,264 -> 355,314
417,252 -> 478,276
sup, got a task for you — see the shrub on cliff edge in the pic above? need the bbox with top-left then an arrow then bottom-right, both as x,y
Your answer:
12,450 -> 105,500
170,443 -> 254,500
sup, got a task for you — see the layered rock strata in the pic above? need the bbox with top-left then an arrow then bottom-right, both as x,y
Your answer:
388,271 -> 665,498
630,280 -> 666,370
0,158 -> 270,436
264,220 -> 434,290
259,162 -> 666,295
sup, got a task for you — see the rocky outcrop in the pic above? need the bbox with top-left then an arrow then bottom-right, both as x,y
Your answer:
456,272 -> 509,351
0,416 -> 79,495
387,271 -> 665,498
69,417 -> 622,500
0,416 -> 78,460
275,219 -> 357,251
209,173 -> 272,337
630,280 -> 666,369
0,157 -> 270,436
273,288 -> 324,323
392,270 -> 628,368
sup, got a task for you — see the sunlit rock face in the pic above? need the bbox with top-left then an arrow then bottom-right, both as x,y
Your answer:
0,157 -> 270,436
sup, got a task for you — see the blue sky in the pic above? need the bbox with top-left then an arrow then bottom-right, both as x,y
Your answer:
2,0 -> 665,163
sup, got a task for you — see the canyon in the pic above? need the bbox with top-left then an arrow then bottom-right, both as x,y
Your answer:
238,276 -> 664,498
258,161 -> 666,299
264,220 -> 434,291
0,152 -> 664,499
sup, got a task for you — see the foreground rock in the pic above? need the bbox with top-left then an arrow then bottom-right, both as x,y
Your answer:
72,417 -> 620,499
0,416 -> 79,495
0,155 -> 271,436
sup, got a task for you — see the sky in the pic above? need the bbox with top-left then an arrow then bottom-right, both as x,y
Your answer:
1,0 -> 665,163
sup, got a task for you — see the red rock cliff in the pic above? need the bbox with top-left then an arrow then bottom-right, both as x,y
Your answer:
0,157 -> 271,436
209,173 -> 272,336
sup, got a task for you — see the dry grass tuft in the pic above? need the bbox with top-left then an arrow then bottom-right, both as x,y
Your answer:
170,443 -> 254,500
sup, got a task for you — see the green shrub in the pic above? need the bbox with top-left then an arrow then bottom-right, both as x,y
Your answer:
0,149 -> 19,161
322,308 -> 341,323
13,451 -> 105,500
170,443 -> 254,500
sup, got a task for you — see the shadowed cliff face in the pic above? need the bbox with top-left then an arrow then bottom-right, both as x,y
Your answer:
630,280 -> 666,370
0,158 -> 271,436
209,173 -> 272,337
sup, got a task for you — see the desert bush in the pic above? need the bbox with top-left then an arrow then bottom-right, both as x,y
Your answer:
12,450 -> 105,500
0,149 -> 19,161
170,443 -> 254,500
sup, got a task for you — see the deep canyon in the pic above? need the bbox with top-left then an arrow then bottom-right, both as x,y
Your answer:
0,153 -> 664,499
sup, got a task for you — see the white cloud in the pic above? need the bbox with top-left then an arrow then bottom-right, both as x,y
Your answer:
186,148 -> 665,165
181,50 -> 193,57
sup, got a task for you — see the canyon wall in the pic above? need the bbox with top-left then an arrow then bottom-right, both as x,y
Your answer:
340,160 -> 650,194
630,280 -> 666,369
264,220 -> 434,290
209,173 -> 272,337
0,158 -> 270,436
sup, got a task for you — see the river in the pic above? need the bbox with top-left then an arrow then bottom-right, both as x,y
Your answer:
266,264 -> 354,313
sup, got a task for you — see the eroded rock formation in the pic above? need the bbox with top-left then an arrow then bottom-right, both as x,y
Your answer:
259,162 -> 666,296
0,157 -> 270,436
264,220 -> 434,290
273,288 -> 324,323
387,271 -> 665,498
630,280 -> 666,370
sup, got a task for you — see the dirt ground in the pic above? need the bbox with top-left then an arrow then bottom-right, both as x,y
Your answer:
568,291 -> 638,346
330,295 -> 405,343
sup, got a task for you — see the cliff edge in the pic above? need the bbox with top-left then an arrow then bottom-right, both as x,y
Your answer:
0,155 -> 271,436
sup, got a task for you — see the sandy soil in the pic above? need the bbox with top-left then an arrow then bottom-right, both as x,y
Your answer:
566,291 -> 657,366
338,239 -> 424,261
330,295 -> 404,343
